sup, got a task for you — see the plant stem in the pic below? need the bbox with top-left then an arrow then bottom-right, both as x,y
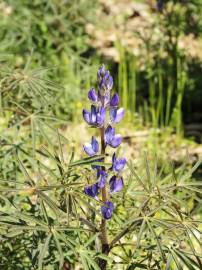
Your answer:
98,100 -> 109,269
100,125 -> 108,244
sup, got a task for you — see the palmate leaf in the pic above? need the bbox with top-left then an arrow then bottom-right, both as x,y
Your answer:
146,219 -> 166,263
170,249 -> 184,270
0,211 -> 48,228
80,254 -> 90,270
1,64 -> 62,107
174,249 -> 200,270
16,153 -> 35,187
136,218 -> 146,249
84,233 -> 99,248
79,249 -> 100,270
37,190 -> 61,218
38,234 -> 52,270
166,253 -> 173,270
55,231 -> 77,251
184,228 -> 202,268
53,231 -> 64,269
127,161 -> 149,192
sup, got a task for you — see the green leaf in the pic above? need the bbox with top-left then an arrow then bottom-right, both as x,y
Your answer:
38,234 -> 52,270
166,253 -> 173,270
53,231 -> 64,269
146,219 -> 166,262
69,155 -> 105,167
174,249 -> 199,270
37,190 -> 61,218
143,152 -> 152,191
170,250 -> 183,270
136,219 -> 146,248
127,161 -> 149,192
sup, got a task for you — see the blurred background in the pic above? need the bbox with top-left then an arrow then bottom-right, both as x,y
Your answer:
1,0 -> 202,161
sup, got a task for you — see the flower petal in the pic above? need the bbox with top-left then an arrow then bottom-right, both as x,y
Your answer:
107,75 -> 113,90
112,152 -> 116,164
101,201 -> 114,219
97,107 -> 106,126
100,71 -> 113,92
109,176 -> 123,192
110,93 -> 119,107
110,134 -> 122,148
83,109 -> 90,124
104,93 -> 110,106
97,170 -> 107,188
97,65 -> 106,79
91,105 -> 97,124
114,158 -> 126,172
88,88 -> 97,102
91,136 -> 99,153
83,143 -> 95,156
110,108 -> 124,123
84,184 -> 99,198
105,125 -> 115,144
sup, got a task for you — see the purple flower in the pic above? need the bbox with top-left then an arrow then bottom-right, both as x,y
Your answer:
84,184 -> 99,198
111,153 -> 126,172
97,169 -> 107,188
83,65 -> 125,220
97,65 -> 113,95
110,93 -> 119,107
97,65 -> 107,80
88,89 -> 110,107
101,201 -> 114,220
88,88 -> 98,102
101,73 -> 113,92
83,105 -> 106,127
110,107 -> 124,124
105,125 -> 122,148
109,176 -> 123,193
83,136 -> 99,156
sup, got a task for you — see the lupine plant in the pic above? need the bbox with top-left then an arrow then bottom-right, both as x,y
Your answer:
0,62 -> 202,270
82,65 -> 126,268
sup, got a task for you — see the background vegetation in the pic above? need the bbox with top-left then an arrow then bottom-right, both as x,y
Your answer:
0,0 -> 201,269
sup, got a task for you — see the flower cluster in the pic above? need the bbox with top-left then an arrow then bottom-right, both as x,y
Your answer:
82,65 -> 126,220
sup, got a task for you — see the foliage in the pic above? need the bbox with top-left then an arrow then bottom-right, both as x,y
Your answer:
0,0 -> 98,121
0,0 -> 202,269
0,63 -> 201,269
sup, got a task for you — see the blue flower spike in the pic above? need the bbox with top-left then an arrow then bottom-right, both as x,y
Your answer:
82,64 -> 126,220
